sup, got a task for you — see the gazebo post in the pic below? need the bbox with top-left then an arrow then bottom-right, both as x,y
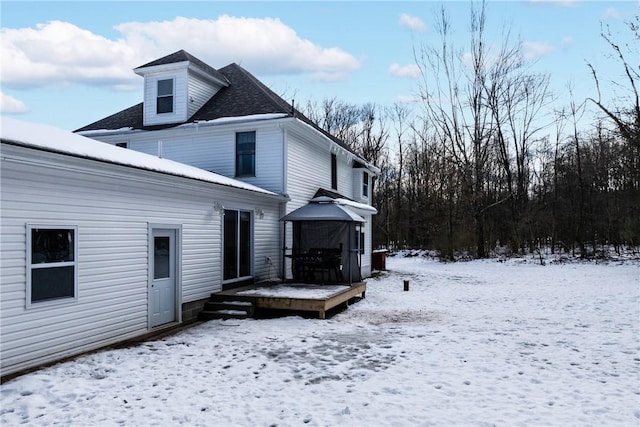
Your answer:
348,225 -> 352,285
281,220 -> 287,283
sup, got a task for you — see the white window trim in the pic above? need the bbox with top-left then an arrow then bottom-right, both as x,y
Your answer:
235,131 -> 257,178
362,171 -> 370,199
26,224 -> 79,309
156,78 -> 175,115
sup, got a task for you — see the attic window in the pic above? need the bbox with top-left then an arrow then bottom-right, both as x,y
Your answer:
157,79 -> 174,114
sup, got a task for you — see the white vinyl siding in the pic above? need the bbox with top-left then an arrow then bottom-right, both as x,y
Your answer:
187,71 -> 221,118
352,169 -> 371,203
287,131 -> 330,207
90,122 -> 286,194
1,144 -> 281,377
286,129 -> 352,208
82,118 -> 374,280
142,69 -> 189,126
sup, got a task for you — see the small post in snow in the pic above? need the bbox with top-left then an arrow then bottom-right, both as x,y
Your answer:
403,280 -> 409,291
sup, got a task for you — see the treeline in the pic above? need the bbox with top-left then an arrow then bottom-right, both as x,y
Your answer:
302,5 -> 639,259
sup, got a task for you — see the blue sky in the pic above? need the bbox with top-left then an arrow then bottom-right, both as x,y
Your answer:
1,0 -> 636,132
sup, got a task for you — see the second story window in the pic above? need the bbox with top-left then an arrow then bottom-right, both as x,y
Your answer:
362,171 -> 369,198
236,131 -> 256,177
331,154 -> 337,190
156,79 -> 174,114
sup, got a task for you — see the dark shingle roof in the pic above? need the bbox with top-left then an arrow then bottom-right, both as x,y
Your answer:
135,49 -> 229,86
74,52 -> 354,156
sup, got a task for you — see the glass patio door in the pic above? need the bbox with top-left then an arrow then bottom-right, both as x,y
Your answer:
223,210 -> 252,280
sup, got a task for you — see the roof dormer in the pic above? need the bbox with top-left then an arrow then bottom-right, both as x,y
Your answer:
134,50 -> 229,127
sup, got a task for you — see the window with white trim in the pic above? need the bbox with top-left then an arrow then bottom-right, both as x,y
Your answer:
156,78 -> 174,114
27,225 -> 78,305
236,131 -> 256,177
362,171 -> 369,198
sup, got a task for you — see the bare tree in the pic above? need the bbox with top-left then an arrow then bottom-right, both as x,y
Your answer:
416,1 -> 511,257
587,15 -> 639,150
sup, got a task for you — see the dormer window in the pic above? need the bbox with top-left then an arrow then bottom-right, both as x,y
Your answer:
156,79 -> 174,114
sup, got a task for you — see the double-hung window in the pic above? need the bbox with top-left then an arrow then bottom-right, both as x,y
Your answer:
362,171 -> 369,198
156,78 -> 174,114
223,210 -> 252,281
236,131 -> 256,177
27,225 -> 78,306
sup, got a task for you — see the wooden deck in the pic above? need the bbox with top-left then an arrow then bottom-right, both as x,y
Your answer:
213,282 -> 367,319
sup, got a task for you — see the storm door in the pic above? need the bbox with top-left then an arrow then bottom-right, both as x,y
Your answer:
150,228 -> 177,327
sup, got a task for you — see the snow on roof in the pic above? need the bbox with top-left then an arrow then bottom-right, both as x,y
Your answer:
0,117 -> 280,197
195,113 -> 288,126
280,197 -> 366,223
334,197 -> 378,215
78,113 -> 289,137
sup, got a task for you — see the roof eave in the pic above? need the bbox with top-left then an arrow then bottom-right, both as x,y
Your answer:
286,118 -> 381,175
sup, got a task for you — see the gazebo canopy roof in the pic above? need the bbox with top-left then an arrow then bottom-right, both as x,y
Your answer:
280,196 -> 365,223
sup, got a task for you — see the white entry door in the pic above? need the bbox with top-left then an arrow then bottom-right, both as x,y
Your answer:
150,228 -> 176,327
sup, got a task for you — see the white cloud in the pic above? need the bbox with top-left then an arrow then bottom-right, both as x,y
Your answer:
395,94 -> 420,104
522,41 -> 555,60
529,0 -> 578,7
603,7 -> 621,20
561,36 -> 574,47
388,63 -> 421,78
399,13 -> 426,32
1,92 -> 29,113
1,16 -> 361,89
1,21 -> 139,89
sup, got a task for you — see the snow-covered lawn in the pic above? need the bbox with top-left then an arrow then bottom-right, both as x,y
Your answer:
2,255 -> 639,426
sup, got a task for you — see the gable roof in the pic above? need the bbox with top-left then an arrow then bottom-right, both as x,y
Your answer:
134,49 -> 230,86
2,117 -> 281,198
73,51 -> 362,163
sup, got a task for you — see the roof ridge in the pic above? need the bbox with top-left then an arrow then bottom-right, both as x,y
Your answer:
222,63 -> 293,114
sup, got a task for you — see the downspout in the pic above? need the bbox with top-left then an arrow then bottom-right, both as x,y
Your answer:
358,223 -> 362,281
348,225 -> 352,285
281,123 -> 288,282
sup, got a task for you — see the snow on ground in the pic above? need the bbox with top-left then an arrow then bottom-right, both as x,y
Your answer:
1,255 -> 639,426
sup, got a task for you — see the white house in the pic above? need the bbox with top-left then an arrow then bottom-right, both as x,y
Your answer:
75,50 -> 379,279
0,117 -> 285,378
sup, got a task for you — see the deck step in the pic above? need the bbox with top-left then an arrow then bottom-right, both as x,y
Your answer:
207,293 -> 255,303
198,299 -> 255,321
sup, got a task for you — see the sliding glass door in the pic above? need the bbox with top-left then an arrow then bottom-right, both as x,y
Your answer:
223,210 -> 252,280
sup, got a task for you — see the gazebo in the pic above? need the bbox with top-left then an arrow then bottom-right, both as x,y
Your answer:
280,196 -> 365,285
